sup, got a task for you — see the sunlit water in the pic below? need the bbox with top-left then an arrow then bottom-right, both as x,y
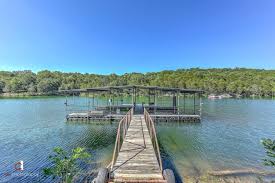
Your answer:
158,99 -> 275,181
0,97 -> 274,182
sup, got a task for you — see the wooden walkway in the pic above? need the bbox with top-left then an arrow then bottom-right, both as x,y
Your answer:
110,115 -> 163,182
92,108 -> 176,183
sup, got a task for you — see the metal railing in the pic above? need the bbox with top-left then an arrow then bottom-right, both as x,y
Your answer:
110,108 -> 133,170
144,108 -> 163,172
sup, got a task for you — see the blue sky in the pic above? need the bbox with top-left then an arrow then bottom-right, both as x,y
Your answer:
0,0 -> 274,74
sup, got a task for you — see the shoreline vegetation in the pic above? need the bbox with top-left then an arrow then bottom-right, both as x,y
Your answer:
0,92 -> 275,100
0,68 -> 274,99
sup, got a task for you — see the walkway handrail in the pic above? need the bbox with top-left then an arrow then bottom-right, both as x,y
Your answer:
144,108 -> 163,172
110,108 -> 133,171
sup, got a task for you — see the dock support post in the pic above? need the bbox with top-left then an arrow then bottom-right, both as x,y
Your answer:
148,89 -> 150,107
112,88 -> 115,112
109,88 -> 112,115
132,86 -> 136,112
92,92 -> 95,110
177,90 -> 179,115
86,92 -> 89,112
193,93 -> 196,115
73,92 -> 75,105
199,93 -> 202,118
135,87 -> 137,106
154,88 -> 157,115
132,87 -> 134,106
120,90 -> 123,105
173,92 -> 176,114
183,93 -> 186,114
65,95 -> 68,106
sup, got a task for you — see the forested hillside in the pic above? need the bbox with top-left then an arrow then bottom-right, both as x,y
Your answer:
0,68 -> 274,97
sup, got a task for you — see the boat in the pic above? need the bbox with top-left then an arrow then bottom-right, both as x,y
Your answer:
208,94 -> 222,99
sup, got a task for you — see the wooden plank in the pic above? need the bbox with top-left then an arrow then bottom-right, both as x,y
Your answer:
111,115 -> 163,182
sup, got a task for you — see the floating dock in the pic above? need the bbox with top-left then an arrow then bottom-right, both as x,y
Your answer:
66,112 -> 200,122
61,85 -> 203,123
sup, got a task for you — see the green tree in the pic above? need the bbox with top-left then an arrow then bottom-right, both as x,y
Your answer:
37,70 -> 55,81
19,71 -> 36,85
37,78 -> 60,93
43,147 -> 91,183
27,83 -> 37,93
250,84 -> 262,97
0,68 -> 275,97
7,78 -> 24,92
261,138 -> 275,166
0,80 -> 5,92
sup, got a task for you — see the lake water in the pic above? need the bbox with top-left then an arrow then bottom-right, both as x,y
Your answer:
0,97 -> 274,182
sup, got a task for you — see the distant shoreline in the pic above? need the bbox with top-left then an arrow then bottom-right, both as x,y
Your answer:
0,92 -> 61,98
1,68 -> 274,98
0,92 -> 273,100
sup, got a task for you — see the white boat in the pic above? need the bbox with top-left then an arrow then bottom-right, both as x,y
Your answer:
208,94 -> 222,99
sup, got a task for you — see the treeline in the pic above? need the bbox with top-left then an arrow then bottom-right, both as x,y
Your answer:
0,68 -> 274,97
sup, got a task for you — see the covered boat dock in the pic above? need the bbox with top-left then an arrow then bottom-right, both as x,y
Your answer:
60,85 -> 203,122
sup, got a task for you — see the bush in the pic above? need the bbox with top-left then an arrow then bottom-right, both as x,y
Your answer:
261,138 -> 275,167
43,147 -> 91,183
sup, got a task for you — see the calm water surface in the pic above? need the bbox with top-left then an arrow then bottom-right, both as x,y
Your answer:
0,97 -> 274,182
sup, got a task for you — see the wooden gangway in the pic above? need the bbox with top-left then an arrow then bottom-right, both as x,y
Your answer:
94,108 -> 175,183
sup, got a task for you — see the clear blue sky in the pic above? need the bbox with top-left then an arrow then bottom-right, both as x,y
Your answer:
0,0 -> 274,74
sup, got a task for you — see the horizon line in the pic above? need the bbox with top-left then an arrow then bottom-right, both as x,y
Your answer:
0,66 -> 275,75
